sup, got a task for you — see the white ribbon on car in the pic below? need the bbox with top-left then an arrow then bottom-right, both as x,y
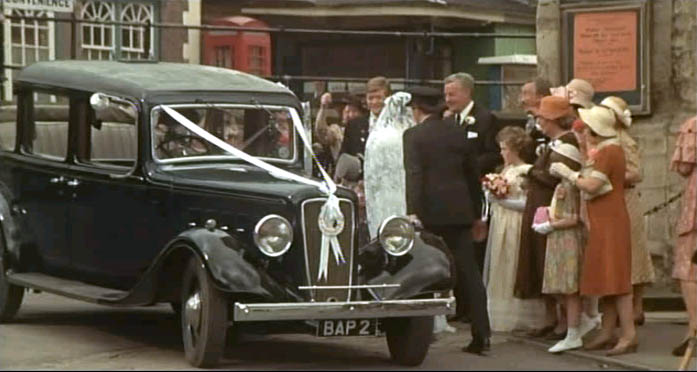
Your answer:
161,105 -> 345,282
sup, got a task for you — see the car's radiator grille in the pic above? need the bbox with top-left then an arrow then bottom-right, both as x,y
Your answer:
301,198 -> 355,302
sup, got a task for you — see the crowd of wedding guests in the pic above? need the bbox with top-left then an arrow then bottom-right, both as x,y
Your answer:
309,74 -> 697,358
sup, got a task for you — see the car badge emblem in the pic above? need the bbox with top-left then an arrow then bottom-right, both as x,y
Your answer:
317,195 -> 346,281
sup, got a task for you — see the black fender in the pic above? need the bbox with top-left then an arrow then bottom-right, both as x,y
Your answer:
162,228 -> 291,301
358,230 -> 454,300
97,228 -> 293,306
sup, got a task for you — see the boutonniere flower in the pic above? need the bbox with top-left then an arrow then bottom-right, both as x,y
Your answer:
464,116 -> 476,126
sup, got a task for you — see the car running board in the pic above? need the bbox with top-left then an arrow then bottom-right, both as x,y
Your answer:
7,272 -> 129,305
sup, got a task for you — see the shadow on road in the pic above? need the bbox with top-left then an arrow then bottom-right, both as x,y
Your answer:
14,305 -> 393,368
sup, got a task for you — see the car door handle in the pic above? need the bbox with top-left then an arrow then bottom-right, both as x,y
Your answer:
66,179 -> 81,187
50,176 -> 66,184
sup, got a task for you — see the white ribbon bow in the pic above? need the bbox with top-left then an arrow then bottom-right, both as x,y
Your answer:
161,104 -> 347,281
317,194 -> 346,281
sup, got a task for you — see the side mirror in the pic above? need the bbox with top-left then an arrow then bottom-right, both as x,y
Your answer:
90,92 -> 110,112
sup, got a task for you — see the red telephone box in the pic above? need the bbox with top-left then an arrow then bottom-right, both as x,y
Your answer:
203,16 -> 271,76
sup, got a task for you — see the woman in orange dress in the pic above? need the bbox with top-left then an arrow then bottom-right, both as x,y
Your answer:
669,116 -> 697,356
550,105 -> 636,356
600,96 -> 655,325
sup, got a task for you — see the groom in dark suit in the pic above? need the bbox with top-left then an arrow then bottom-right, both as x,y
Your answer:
403,86 -> 491,355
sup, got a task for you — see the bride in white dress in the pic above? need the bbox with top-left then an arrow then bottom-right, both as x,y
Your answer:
363,91 -> 455,335
363,91 -> 415,239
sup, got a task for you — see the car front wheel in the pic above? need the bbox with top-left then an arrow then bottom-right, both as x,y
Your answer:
384,316 -> 434,366
181,255 -> 228,368
0,255 -> 24,323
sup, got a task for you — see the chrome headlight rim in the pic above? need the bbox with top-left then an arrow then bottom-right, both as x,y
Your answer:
378,215 -> 415,257
253,214 -> 293,257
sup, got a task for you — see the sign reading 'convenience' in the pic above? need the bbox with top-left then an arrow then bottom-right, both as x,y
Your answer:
573,11 -> 637,93
3,0 -> 74,13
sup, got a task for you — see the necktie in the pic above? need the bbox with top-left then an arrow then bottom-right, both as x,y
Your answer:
455,114 -> 461,126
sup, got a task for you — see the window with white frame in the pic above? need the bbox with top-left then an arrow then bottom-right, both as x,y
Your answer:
80,1 -> 155,61
81,1 -> 116,60
2,9 -> 55,102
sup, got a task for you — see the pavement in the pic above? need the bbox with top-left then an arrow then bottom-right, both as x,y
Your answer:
506,311 -> 695,371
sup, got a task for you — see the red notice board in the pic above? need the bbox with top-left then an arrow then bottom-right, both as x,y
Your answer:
562,1 -> 650,114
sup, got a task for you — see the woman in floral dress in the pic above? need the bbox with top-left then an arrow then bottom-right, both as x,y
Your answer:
669,116 -> 697,356
483,126 -> 546,332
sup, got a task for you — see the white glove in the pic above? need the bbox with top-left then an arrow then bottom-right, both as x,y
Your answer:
549,162 -> 579,183
533,221 -> 554,235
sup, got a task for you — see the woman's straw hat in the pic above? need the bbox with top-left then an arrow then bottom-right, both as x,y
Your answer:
537,96 -> 571,120
550,142 -> 582,165
600,96 -> 632,128
578,105 -> 618,137
566,79 -> 594,109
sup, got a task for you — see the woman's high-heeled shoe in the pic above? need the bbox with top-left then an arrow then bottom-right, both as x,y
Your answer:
673,328 -> 697,356
584,336 -> 617,351
606,339 -> 639,356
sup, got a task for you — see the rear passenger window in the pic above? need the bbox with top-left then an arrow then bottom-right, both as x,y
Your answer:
27,93 -> 70,159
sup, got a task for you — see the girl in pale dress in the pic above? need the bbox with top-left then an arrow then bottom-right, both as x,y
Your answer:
536,143 -> 598,352
483,126 -> 546,333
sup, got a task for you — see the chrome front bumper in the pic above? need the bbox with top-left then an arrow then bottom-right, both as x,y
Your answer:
233,297 -> 455,322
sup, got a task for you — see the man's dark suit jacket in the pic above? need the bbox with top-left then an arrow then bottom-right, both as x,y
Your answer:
446,103 -> 502,176
403,116 -> 481,227
339,116 -> 369,158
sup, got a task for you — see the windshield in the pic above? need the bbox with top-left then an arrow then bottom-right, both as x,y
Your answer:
151,104 -> 297,162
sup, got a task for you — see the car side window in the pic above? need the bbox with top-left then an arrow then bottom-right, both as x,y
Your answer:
0,101 -> 17,152
24,92 -> 70,160
84,100 -> 137,170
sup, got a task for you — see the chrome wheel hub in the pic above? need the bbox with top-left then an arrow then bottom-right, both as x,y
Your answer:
184,291 -> 202,333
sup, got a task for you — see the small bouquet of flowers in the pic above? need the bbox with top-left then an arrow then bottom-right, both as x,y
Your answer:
481,173 -> 510,199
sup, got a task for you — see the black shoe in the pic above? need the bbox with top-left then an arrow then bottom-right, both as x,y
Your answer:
462,337 -> 490,355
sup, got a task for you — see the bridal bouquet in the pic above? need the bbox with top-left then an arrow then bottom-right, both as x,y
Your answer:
481,173 -> 510,199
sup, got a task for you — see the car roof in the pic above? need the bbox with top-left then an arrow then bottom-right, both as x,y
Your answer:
16,60 -> 293,99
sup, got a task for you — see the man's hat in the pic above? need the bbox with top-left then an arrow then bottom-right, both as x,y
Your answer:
340,94 -> 366,113
405,86 -> 442,111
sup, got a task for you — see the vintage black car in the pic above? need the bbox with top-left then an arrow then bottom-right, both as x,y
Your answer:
0,60 -> 454,368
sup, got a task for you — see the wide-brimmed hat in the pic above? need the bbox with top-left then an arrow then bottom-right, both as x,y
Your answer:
566,78 -> 594,109
600,96 -> 632,128
537,96 -> 571,120
550,142 -> 582,165
578,105 -> 617,137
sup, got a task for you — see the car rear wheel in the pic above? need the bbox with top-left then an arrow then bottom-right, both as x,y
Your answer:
181,255 -> 228,368
384,316 -> 433,366
0,254 -> 24,323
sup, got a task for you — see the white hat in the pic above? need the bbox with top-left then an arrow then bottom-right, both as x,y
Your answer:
600,96 -> 632,128
578,105 -> 617,137
550,142 -> 582,165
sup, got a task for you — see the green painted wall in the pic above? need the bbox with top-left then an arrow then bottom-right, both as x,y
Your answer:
450,24 -> 536,109
494,24 -> 537,55
450,25 -> 496,108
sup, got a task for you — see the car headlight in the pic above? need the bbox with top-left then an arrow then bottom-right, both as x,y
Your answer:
378,216 -> 415,256
253,215 -> 293,257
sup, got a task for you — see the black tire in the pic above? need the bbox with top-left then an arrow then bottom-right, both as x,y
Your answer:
0,254 -> 24,323
180,255 -> 228,368
384,316 -> 434,366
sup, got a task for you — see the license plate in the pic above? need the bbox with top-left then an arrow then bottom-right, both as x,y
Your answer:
317,319 -> 381,337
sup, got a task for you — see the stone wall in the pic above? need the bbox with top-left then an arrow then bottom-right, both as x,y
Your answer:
537,0 -> 697,287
